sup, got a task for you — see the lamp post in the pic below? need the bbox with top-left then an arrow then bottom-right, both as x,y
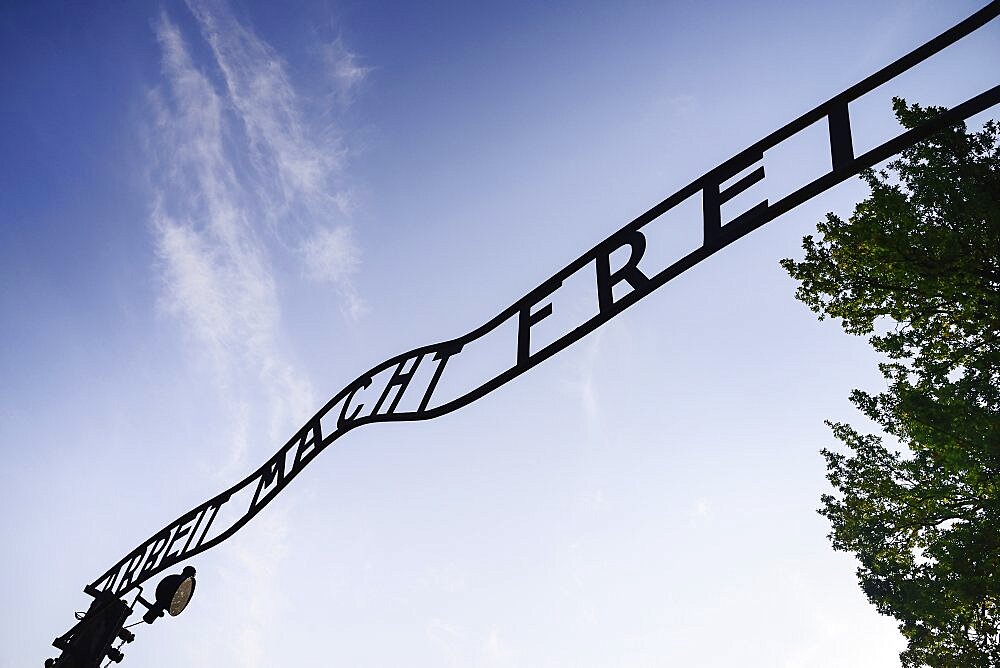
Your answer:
46,567 -> 197,667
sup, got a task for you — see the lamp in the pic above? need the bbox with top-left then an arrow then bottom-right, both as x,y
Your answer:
138,566 -> 197,624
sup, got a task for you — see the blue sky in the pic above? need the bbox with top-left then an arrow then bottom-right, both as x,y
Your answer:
2,1 -> 997,666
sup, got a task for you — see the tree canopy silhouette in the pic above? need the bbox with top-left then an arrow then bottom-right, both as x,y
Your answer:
782,99 -> 1000,667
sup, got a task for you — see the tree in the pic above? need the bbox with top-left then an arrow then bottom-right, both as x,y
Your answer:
781,99 -> 1000,667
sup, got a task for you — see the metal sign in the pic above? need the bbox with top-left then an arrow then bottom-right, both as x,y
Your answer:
83,2 -> 1000,602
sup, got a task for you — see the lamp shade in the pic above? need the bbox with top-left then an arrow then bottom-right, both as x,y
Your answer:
143,566 -> 196,623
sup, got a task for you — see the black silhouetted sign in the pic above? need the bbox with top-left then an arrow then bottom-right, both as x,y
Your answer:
84,3 -> 1000,602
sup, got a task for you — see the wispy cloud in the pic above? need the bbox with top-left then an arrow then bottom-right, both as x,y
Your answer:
150,0 -> 368,457
481,627 -> 514,666
562,331 -> 605,436
301,224 -> 366,318
690,497 -> 711,521
151,8 -> 311,464
147,3 -> 367,664
322,37 -> 372,106
186,0 -> 342,208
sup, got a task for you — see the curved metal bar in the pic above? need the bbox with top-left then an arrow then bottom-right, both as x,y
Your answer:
86,2 -> 1000,599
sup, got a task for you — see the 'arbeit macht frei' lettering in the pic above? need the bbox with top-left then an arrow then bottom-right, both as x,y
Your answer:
90,2 -> 1000,599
